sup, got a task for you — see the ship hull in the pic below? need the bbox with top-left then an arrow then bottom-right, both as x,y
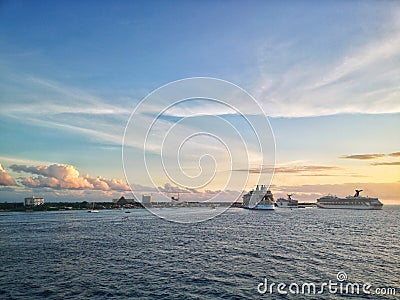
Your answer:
242,185 -> 275,210
244,203 -> 275,210
316,203 -> 382,210
276,201 -> 298,208
317,192 -> 383,210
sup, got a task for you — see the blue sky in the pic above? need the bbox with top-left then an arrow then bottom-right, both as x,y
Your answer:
0,1 -> 399,203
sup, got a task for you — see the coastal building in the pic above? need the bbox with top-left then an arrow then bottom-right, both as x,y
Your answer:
112,196 -> 138,206
142,195 -> 152,205
24,196 -> 44,206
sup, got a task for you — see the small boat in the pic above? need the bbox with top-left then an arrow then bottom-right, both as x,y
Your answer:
87,202 -> 99,213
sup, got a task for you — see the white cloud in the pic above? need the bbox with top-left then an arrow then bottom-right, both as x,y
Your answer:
309,35 -> 400,91
0,73 -> 131,147
127,181 -> 243,203
0,156 -> 54,166
10,163 -> 130,191
1,75 -> 130,116
254,14 -> 400,117
0,164 -> 16,186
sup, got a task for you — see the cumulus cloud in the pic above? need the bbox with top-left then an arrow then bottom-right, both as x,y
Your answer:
340,154 -> 385,160
156,187 -> 241,202
0,164 -> 16,186
130,183 -> 158,193
11,164 -> 92,189
184,189 -> 240,202
157,183 -> 198,194
84,175 -> 130,191
123,182 -> 240,202
11,163 -> 130,191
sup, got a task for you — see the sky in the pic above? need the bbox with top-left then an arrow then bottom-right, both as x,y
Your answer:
0,0 -> 399,204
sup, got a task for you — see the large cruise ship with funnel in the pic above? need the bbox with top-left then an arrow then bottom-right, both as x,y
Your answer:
242,185 -> 275,210
276,194 -> 298,208
317,190 -> 383,210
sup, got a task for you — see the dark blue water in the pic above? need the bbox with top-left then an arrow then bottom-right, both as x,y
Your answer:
0,207 -> 399,299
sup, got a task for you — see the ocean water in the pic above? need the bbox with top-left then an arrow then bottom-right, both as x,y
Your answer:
0,206 -> 399,299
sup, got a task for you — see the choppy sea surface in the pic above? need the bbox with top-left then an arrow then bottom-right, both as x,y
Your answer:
0,206 -> 399,299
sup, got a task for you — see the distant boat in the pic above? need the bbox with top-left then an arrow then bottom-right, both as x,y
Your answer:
242,185 -> 275,210
87,202 -> 99,213
317,189 -> 383,210
276,194 -> 298,208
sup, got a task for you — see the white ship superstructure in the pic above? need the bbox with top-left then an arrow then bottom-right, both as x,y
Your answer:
317,190 -> 383,210
242,185 -> 275,210
276,194 -> 298,208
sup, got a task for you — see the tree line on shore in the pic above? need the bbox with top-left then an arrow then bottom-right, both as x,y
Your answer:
0,201 -> 144,212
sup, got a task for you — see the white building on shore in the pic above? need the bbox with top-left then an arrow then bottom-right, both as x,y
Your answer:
142,195 -> 152,205
24,196 -> 44,206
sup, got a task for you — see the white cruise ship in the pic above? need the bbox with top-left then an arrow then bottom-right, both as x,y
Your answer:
317,190 -> 383,210
242,185 -> 275,210
276,194 -> 298,208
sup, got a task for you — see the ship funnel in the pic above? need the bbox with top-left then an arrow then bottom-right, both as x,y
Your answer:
354,189 -> 363,197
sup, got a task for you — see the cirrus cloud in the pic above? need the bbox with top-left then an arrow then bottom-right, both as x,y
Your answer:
340,154 -> 385,160
371,161 -> 400,166
233,165 -> 342,174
